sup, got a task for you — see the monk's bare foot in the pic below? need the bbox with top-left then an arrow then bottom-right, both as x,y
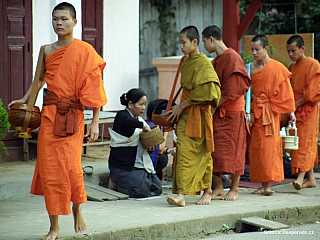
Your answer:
167,195 -> 185,207
251,188 -> 265,194
211,189 -> 224,200
41,229 -> 59,240
265,190 -> 274,196
301,179 -> 317,189
72,204 -> 87,233
196,192 -> 211,205
293,181 -> 303,190
221,190 -> 238,201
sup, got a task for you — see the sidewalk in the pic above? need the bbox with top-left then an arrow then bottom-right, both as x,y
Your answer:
1,146 -> 320,240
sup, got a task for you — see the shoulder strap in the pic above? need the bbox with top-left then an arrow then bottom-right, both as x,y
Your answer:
166,55 -> 187,112
22,45 -> 46,132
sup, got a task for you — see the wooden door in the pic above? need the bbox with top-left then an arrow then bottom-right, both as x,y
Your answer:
82,0 -> 103,56
0,0 -> 32,108
0,0 -> 32,161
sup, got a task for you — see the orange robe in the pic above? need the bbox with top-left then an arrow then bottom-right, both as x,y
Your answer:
290,57 -> 320,174
249,59 -> 295,183
211,48 -> 251,175
30,39 -> 107,215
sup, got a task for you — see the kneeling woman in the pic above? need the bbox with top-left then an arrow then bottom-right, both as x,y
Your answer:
108,88 -> 162,198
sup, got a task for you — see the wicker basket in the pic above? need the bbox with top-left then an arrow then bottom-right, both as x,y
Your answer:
139,125 -> 165,149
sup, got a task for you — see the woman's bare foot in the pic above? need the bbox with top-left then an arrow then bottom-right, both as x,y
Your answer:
167,194 -> 185,207
301,179 -> 317,189
251,188 -> 265,194
197,188 -> 212,205
41,229 -> 59,240
221,190 -> 238,200
108,178 -> 117,191
72,204 -> 87,233
211,189 -> 224,200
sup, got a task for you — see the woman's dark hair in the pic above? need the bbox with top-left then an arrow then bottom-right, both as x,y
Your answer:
146,99 -> 168,120
120,88 -> 146,107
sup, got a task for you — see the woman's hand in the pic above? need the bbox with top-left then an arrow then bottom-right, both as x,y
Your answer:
143,126 -> 151,132
146,145 -> 157,151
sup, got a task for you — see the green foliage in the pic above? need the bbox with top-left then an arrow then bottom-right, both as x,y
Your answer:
0,99 -> 10,160
239,0 -> 320,61
242,54 -> 254,64
149,0 -> 179,56
268,45 -> 276,58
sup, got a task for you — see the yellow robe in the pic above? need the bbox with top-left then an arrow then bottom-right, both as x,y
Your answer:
172,54 -> 220,196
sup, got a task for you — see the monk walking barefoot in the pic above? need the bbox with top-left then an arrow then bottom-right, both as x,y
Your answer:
202,26 -> 251,202
248,35 -> 295,192
166,26 -> 220,207
8,3 -> 107,239
286,35 -> 320,192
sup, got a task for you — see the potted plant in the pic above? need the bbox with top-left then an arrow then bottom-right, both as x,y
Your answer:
0,99 -> 10,160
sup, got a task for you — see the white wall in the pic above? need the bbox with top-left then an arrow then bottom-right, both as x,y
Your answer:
103,0 -> 139,111
32,0 -> 82,108
32,0 -> 139,111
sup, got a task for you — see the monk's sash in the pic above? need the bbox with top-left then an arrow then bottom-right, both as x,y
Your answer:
218,97 -> 245,118
294,91 -> 317,120
252,93 -> 275,136
43,89 -> 83,137
182,89 -> 214,152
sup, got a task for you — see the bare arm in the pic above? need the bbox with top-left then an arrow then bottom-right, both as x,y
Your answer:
85,107 -> 100,143
211,96 -> 228,115
8,53 -> 46,110
295,96 -> 308,109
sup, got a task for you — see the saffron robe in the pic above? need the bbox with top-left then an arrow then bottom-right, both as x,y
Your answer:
172,54 -> 221,196
211,48 -> 251,175
249,60 -> 295,183
30,39 -> 107,215
290,57 -> 320,174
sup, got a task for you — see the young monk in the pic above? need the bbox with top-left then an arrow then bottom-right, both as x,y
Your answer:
249,35 -> 295,196
202,25 -> 251,201
166,26 -> 221,206
286,35 -> 320,190
8,2 -> 107,239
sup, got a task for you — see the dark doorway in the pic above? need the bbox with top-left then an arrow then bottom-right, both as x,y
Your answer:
82,0 -> 103,56
0,0 -> 33,161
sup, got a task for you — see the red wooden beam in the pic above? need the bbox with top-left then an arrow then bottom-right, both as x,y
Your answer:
238,0 -> 262,40
223,0 -> 240,52
223,0 -> 262,53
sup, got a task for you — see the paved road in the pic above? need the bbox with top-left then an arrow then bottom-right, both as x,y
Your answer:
202,223 -> 320,240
